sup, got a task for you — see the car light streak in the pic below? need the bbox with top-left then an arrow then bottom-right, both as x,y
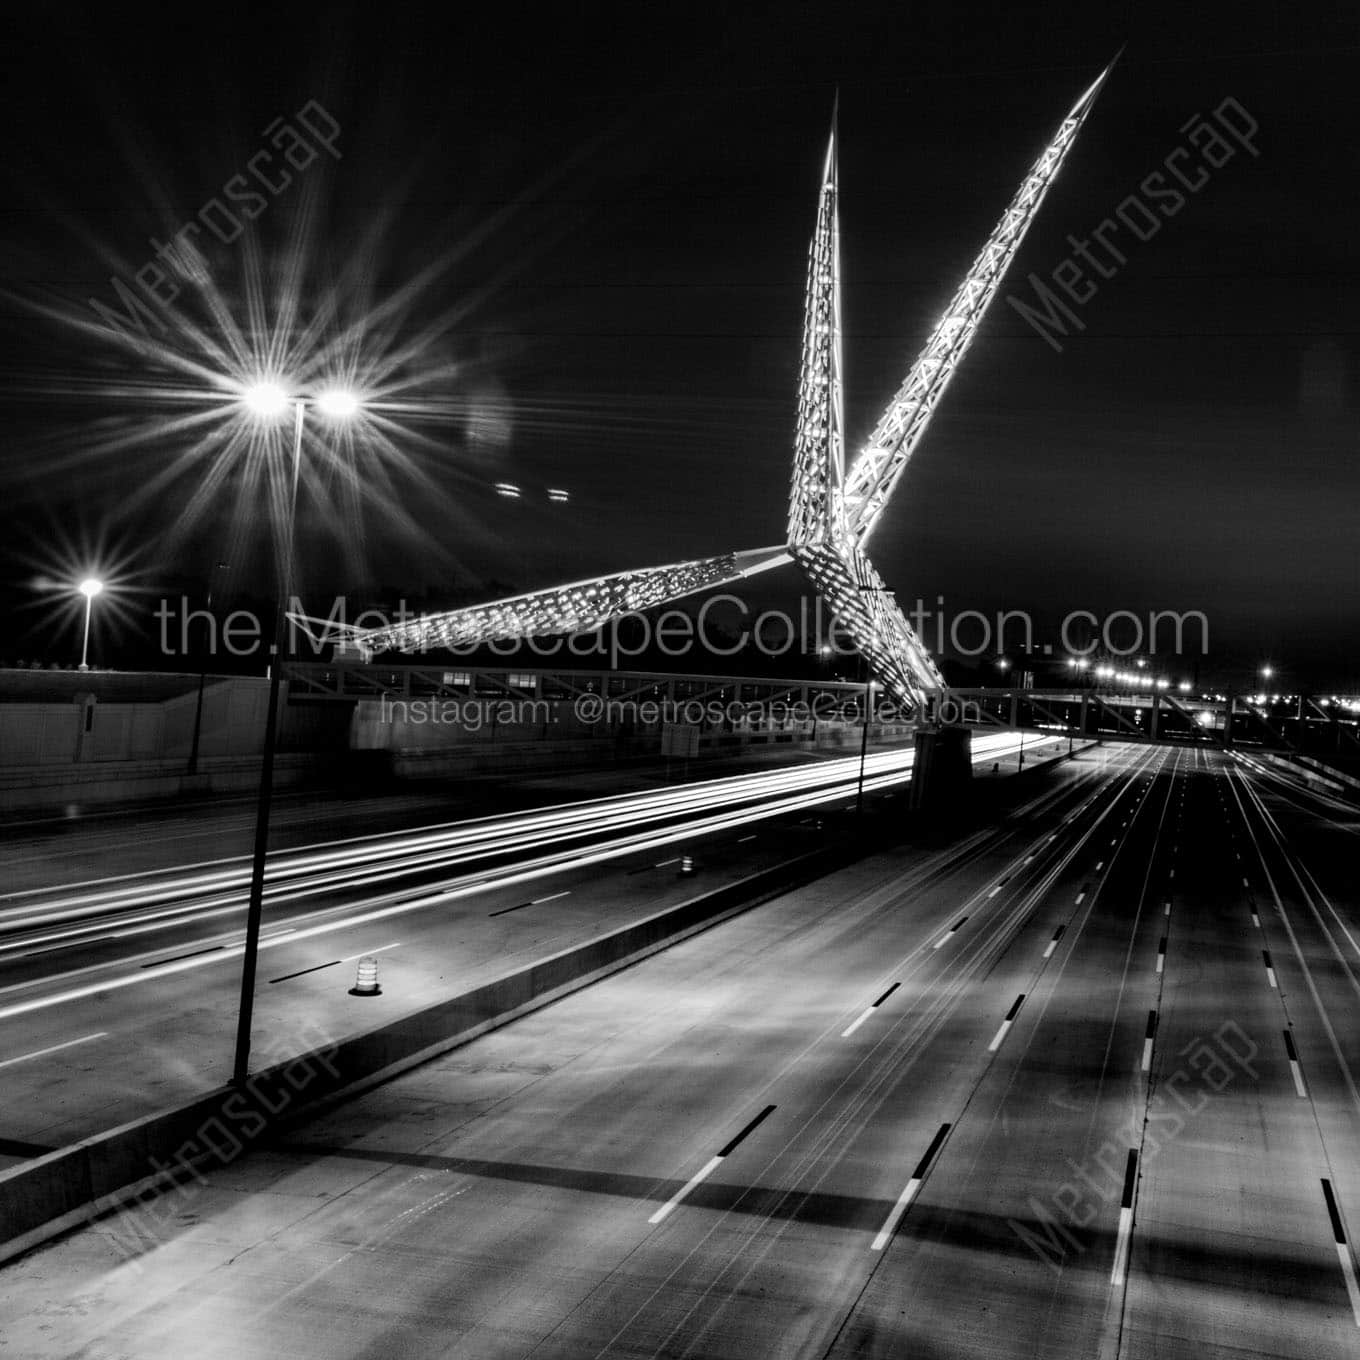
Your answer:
0,734 -> 1048,1020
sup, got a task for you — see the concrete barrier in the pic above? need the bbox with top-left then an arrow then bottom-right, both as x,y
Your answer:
0,842 -> 856,1265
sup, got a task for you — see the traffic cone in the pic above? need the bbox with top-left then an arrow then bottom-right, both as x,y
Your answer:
348,956 -> 382,996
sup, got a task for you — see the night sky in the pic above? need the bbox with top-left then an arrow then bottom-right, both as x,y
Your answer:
1,2 -> 1356,687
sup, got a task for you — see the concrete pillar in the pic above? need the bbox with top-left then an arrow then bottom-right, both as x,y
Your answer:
909,725 -> 974,813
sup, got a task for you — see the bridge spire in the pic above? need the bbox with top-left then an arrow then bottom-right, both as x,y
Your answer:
787,101 -> 846,548
839,58 -> 1116,546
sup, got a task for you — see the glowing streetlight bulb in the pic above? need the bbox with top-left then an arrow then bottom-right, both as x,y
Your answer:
78,577 -> 103,599
1260,664 -> 1274,680
317,389 -> 361,419
243,382 -> 289,417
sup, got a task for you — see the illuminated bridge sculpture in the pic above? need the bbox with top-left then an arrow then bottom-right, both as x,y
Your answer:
300,65 -> 1112,710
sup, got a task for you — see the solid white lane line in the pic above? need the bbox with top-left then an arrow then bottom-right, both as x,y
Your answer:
532,890 -> 571,904
649,1156 -> 722,1225
842,1007 -> 876,1038
0,1031 -> 108,1069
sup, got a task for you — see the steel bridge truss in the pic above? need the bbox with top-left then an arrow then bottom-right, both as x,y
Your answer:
293,65 -> 1113,713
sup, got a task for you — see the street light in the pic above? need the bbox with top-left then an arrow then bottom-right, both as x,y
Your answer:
233,381 -> 362,1088
1260,664 -> 1274,680
188,560 -> 230,775
76,577 -> 103,670
856,678 -> 875,817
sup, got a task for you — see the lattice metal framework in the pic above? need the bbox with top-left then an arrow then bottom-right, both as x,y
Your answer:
302,69 -> 1110,712
329,547 -> 792,655
793,539 -> 944,708
787,116 -> 846,548
839,63 -> 1113,545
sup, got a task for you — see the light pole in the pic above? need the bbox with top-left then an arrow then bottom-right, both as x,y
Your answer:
232,383 -> 360,1087
76,577 -> 103,670
856,665 -> 874,818
188,560 -> 229,775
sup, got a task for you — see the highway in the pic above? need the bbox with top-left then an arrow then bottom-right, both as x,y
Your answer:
0,731 -> 1049,1152
6,742 -> 1359,1357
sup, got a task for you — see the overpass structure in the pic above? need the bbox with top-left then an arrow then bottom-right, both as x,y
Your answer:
938,685 -> 1360,757
283,660 -> 1360,761
294,63 -> 1115,710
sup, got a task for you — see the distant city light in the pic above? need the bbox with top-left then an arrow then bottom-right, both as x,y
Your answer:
1260,664 -> 1274,679
1177,680 -> 1191,693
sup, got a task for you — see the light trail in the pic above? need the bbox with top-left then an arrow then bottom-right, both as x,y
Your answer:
0,734 -> 1056,1020
0,733 -> 1048,947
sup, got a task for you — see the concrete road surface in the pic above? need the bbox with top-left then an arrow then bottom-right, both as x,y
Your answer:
4,744 -> 1359,1358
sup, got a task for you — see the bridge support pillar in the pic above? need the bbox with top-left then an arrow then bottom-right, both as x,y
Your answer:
909,725 -> 973,816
